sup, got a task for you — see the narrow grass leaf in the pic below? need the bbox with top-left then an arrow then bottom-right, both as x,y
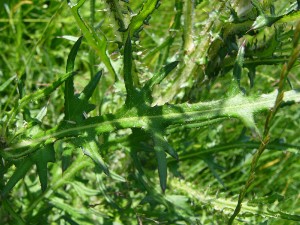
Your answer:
18,71 -> 76,110
35,105 -> 48,122
0,75 -> 16,92
50,197 -> 89,221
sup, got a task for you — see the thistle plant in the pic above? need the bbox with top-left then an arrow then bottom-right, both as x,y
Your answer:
1,0 -> 300,224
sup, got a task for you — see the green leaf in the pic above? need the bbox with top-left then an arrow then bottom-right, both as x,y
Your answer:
250,0 -> 284,30
251,15 -> 283,30
152,130 -> 168,193
66,36 -> 83,74
82,138 -> 109,175
124,34 -> 136,106
2,199 -> 26,225
65,36 -> 83,120
0,75 -> 16,92
68,0 -> 116,79
2,159 -> 33,196
78,70 -> 102,101
4,89 -> 300,159
62,144 -> 74,172
67,70 -> 102,122
10,71 -> 76,117
50,197 -> 92,221
144,61 -> 179,90
233,40 -> 245,90
124,0 -> 161,40
35,105 -> 48,122
31,144 -> 55,192
152,130 -> 178,160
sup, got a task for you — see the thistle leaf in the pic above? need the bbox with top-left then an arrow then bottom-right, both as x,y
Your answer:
31,144 -> 55,192
233,40 -> 245,89
82,138 -> 109,175
152,130 -> 169,192
65,36 -> 83,121
2,159 -> 33,196
124,34 -> 136,106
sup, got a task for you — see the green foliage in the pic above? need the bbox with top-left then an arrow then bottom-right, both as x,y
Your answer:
1,0 -> 300,224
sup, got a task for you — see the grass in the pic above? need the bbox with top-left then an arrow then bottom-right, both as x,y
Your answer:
1,0 -> 300,224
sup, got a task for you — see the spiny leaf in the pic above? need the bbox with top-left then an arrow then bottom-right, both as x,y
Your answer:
142,61 -> 179,104
233,40 -> 245,90
65,36 -> 83,121
50,197 -> 93,221
124,34 -> 137,106
152,130 -> 168,192
2,144 -> 55,195
124,0 -> 160,40
3,89 -> 300,158
66,70 -> 102,122
69,0 -> 117,78
62,144 -> 73,172
51,155 -> 92,191
31,144 -> 55,192
2,159 -> 33,196
144,61 -> 180,90
66,36 -> 83,73
171,178 -> 300,221
78,70 -> 102,101
82,138 -> 109,175
152,130 -> 178,160
155,148 -> 167,193
250,0 -> 285,30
